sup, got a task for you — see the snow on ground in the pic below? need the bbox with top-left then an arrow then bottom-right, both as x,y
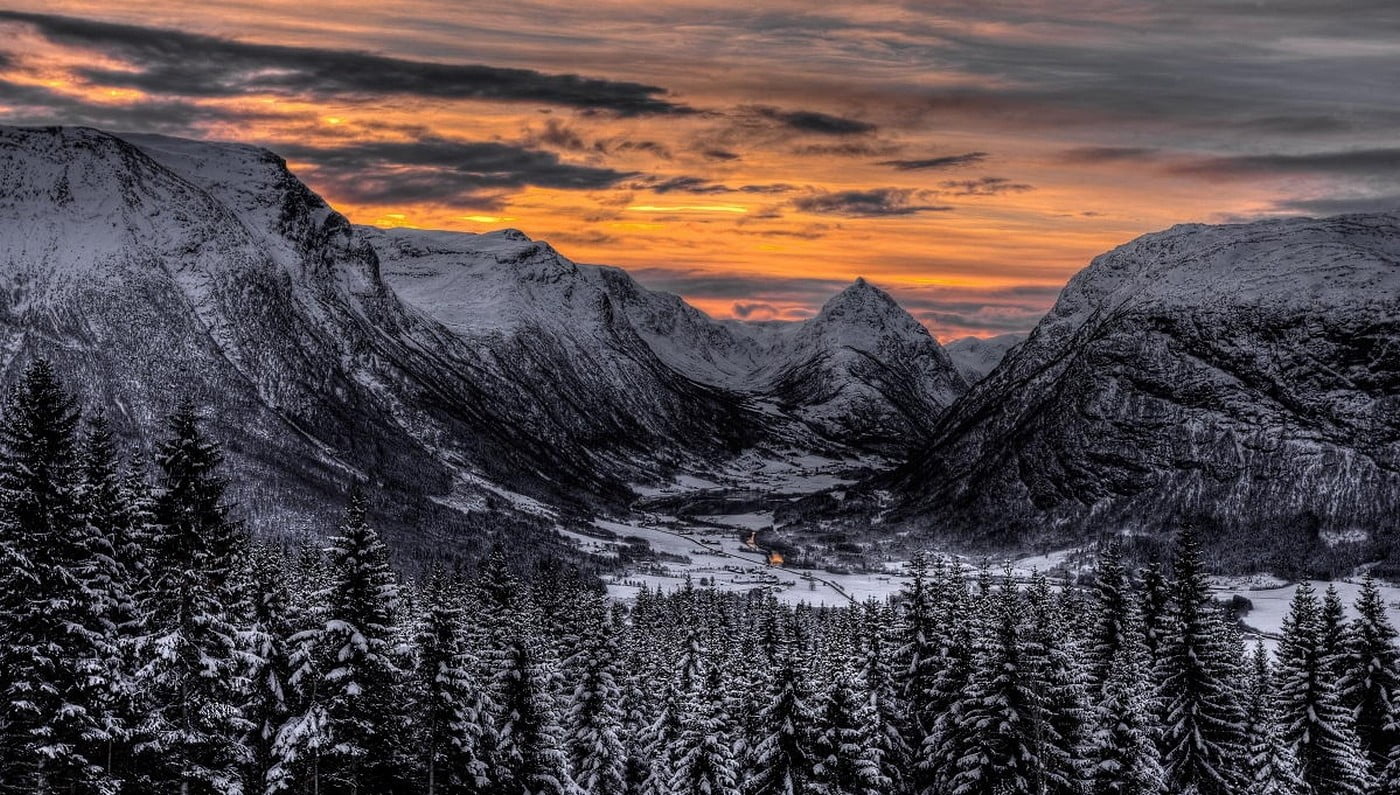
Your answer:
1212,577 -> 1400,644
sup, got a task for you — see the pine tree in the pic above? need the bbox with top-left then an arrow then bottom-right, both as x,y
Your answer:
0,361 -> 115,793
309,489 -> 409,793
747,625 -> 817,795
240,544 -> 298,794
1242,643 -> 1304,795
857,600 -> 909,793
670,648 -> 739,795
1275,581 -> 1368,795
566,595 -> 627,795
1088,541 -> 1132,695
912,558 -> 976,794
1155,529 -> 1248,795
948,572 -> 1050,795
1087,602 -> 1164,795
138,402 -> 249,794
1338,572 -> 1400,777
811,665 -> 886,795
488,567 -> 576,795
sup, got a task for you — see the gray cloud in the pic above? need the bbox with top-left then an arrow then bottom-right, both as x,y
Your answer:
0,11 -> 689,116
1170,148 -> 1400,179
877,152 -> 988,170
749,105 -> 877,135
641,176 -> 794,194
277,138 -> 637,204
793,188 -> 952,217
938,176 -> 1033,196
1060,146 -> 1159,163
1269,193 -> 1400,216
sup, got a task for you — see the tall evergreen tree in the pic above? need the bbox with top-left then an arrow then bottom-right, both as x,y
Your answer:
1275,582 -> 1368,795
0,361 -> 112,793
1242,643 -> 1304,795
566,596 -> 627,795
414,565 -> 490,795
138,402 -> 249,794
240,544 -> 298,794
1338,572 -> 1400,777
1155,529 -> 1248,795
671,649 -> 740,795
747,626 -> 817,795
309,489 -> 408,793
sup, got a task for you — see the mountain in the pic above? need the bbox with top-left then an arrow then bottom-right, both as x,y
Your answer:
888,214 -> 1400,568
0,125 -> 966,546
366,227 -> 967,456
945,333 -> 1026,384
743,278 -> 968,452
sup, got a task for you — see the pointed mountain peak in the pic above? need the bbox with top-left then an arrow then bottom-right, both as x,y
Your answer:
816,276 -> 906,323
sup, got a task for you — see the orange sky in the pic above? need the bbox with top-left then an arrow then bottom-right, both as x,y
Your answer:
2,1 -> 1396,338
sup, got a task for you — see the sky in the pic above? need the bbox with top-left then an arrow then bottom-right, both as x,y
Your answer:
1,2 -> 1398,339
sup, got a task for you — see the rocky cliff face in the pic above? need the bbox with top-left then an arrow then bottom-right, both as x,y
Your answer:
890,214 -> 1400,563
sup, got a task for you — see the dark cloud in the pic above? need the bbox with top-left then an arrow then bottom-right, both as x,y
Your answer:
732,302 -> 780,319
640,176 -> 794,194
0,77 -> 289,134
702,148 -> 741,161
794,141 -> 903,158
749,105 -> 877,135
0,11 -> 689,116
277,138 -> 637,204
1060,146 -> 1159,163
938,177 -> 1033,196
1170,148 -> 1400,179
793,188 -> 952,217
877,152 -> 988,170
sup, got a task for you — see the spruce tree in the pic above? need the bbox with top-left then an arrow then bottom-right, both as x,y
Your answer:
0,361 -> 114,792
747,625 -> 817,795
857,600 -> 909,793
1155,529 -> 1248,795
1243,643 -> 1304,795
1338,572 -> 1400,776
413,565 -> 490,795
1275,582 -> 1368,795
139,402 -> 248,793
566,595 -> 627,795
1087,605 -> 1165,795
488,571 -> 576,795
811,666 -> 886,795
240,543 -> 298,793
670,650 -> 739,795
310,489 -> 409,792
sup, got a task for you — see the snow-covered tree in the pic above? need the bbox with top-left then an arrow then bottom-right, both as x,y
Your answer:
747,625 -> 817,795
1087,604 -> 1164,795
1242,643 -> 1303,795
1275,581 -> 1368,795
1338,572 -> 1400,777
1155,529 -> 1249,795
566,594 -> 626,795
414,565 -> 490,795
0,361 -> 113,791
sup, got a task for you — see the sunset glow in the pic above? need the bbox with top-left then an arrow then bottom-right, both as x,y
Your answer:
2,2 -> 1395,338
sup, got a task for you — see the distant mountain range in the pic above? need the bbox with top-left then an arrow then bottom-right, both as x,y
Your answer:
0,125 -> 974,546
4,125 -> 1393,569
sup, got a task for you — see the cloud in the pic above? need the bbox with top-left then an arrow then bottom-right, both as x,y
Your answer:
749,105 -> 877,135
277,138 -> 637,204
793,188 -> 952,217
877,152 -> 988,170
938,177 -> 1034,196
732,301 -> 781,319
702,148 -> 741,161
0,11 -> 689,116
1060,146 -> 1159,163
641,176 -> 794,194
1170,148 -> 1400,179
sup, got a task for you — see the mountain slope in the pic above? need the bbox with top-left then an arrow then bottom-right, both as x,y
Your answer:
368,226 -> 967,456
889,214 -> 1400,565
945,333 -> 1026,384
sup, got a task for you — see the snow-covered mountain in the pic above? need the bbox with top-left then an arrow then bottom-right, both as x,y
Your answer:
0,125 -> 965,540
945,333 -> 1026,384
367,227 -> 968,455
888,214 -> 1400,562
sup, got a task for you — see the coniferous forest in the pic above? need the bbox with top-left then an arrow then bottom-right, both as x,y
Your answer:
2,359 -> 1397,795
